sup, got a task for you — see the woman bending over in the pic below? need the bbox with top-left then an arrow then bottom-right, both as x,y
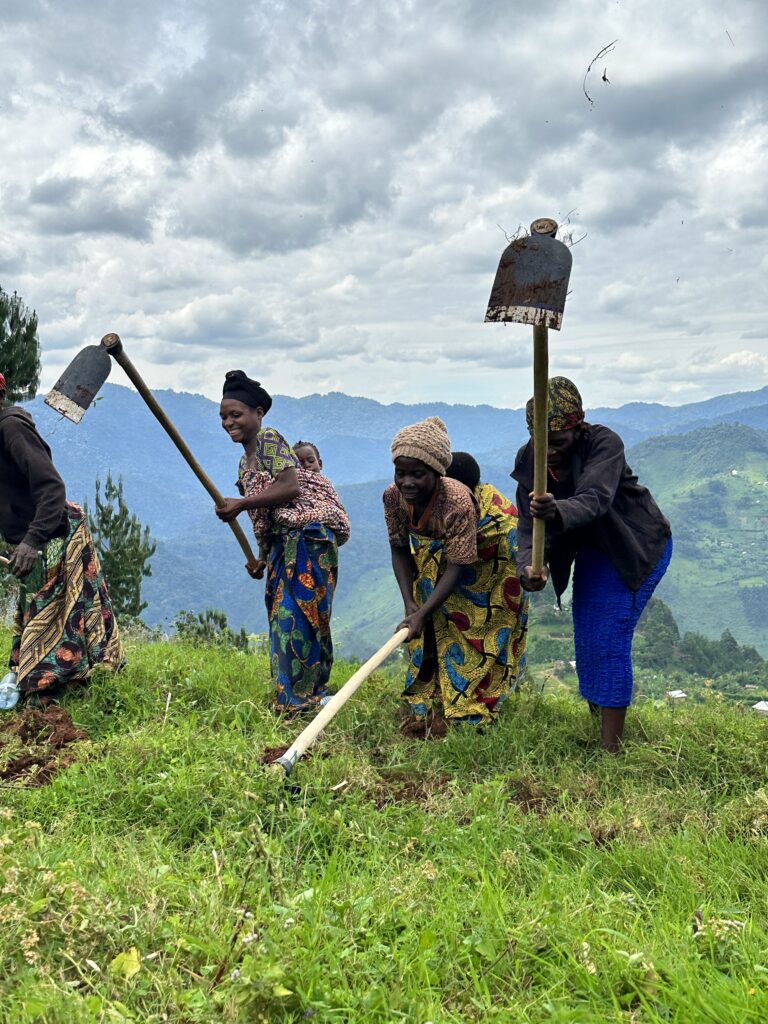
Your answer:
383,417 -> 527,730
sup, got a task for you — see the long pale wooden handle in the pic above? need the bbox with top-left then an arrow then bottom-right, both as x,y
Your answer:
273,628 -> 410,775
531,323 -> 549,575
101,334 -> 260,574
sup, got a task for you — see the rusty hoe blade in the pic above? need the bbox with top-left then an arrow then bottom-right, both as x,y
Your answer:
45,345 -> 112,423
485,218 -> 573,330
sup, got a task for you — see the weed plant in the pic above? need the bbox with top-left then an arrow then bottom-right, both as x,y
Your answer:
1,631 -> 768,1022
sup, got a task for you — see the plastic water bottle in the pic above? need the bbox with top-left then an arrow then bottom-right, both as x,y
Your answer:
0,671 -> 19,711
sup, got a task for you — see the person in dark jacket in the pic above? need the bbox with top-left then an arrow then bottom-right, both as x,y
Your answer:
512,377 -> 672,751
0,372 -> 123,704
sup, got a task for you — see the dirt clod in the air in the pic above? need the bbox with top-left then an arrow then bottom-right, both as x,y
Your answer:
0,706 -> 87,786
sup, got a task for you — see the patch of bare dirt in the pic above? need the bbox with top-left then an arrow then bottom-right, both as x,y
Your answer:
259,745 -> 290,765
400,712 -> 449,741
588,823 -> 619,848
258,744 -> 320,765
506,777 -> 558,818
373,770 -> 451,809
0,707 -> 87,786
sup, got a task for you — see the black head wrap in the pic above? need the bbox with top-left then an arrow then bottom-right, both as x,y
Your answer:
222,370 -> 272,413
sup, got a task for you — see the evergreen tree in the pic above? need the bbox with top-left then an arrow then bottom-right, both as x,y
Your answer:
634,598 -> 681,670
0,288 -> 41,402
87,474 -> 157,621
172,608 -> 249,650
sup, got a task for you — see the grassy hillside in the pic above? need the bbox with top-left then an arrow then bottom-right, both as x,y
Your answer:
630,424 -> 768,655
523,596 -> 767,707
2,635 -> 768,1022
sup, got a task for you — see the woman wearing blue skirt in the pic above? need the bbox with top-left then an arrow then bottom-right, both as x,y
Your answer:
512,377 -> 672,752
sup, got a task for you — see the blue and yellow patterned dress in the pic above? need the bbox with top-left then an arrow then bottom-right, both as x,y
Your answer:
384,478 -> 528,724
238,427 -> 349,711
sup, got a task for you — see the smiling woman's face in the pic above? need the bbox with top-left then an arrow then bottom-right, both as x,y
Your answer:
219,398 -> 264,444
394,456 -> 438,505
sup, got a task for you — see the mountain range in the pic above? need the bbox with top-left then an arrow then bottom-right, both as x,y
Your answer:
22,382 -> 768,657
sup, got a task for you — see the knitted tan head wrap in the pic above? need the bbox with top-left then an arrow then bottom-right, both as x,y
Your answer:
391,416 -> 452,476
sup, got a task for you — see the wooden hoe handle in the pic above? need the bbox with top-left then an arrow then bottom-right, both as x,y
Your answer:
531,323 -> 548,575
272,627 -> 410,775
100,333 -> 261,576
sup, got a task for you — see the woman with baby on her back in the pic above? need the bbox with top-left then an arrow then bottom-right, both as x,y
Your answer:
383,415 -> 528,735
215,371 -> 349,714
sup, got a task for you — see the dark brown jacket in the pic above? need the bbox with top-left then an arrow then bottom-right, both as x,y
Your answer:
511,423 -> 671,598
0,407 -> 67,547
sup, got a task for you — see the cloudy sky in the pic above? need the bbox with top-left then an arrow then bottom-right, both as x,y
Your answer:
1,0 -> 766,409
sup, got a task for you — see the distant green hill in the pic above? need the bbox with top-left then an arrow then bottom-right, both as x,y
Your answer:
629,423 -> 768,655
18,386 -> 768,657
334,424 -> 768,658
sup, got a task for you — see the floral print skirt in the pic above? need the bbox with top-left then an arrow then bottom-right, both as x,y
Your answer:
265,523 -> 338,711
404,488 -> 528,724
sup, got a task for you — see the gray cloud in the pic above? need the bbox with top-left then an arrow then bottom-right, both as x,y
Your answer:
23,175 -> 154,239
0,0 -> 765,408
28,177 -> 81,205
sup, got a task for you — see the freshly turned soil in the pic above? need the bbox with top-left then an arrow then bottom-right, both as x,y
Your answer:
0,707 -> 87,786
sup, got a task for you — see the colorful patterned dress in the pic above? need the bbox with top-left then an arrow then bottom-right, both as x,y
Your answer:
383,478 -> 528,724
238,428 -> 349,711
10,503 -> 123,693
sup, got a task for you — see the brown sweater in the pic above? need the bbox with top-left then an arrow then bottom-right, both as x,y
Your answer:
511,423 -> 671,597
0,407 -> 67,547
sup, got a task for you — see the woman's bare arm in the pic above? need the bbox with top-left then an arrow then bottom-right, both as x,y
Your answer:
216,467 -> 300,521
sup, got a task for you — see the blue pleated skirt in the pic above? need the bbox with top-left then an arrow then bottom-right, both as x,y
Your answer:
572,538 -> 672,707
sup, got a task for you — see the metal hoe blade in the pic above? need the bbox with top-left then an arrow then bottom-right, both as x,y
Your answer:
45,345 -> 112,423
484,218 -> 573,330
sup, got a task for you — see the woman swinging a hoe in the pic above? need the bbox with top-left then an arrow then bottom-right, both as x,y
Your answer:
0,371 -> 123,706
216,371 -> 349,713
513,377 -> 672,752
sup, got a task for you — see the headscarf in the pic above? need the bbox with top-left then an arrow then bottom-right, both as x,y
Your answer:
222,370 -> 272,413
525,376 -> 584,434
391,416 -> 452,476
0,372 -> 6,391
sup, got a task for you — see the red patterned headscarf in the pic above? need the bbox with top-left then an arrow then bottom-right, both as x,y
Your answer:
0,372 -> 6,391
526,376 -> 584,434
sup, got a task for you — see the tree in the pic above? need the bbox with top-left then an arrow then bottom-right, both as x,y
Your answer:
0,539 -> 19,623
87,473 -> 157,621
634,598 -> 681,670
0,288 -> 41,402
172,608 -> 249,650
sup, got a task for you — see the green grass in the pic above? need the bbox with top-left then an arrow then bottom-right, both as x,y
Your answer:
2,634 -> 768,1022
